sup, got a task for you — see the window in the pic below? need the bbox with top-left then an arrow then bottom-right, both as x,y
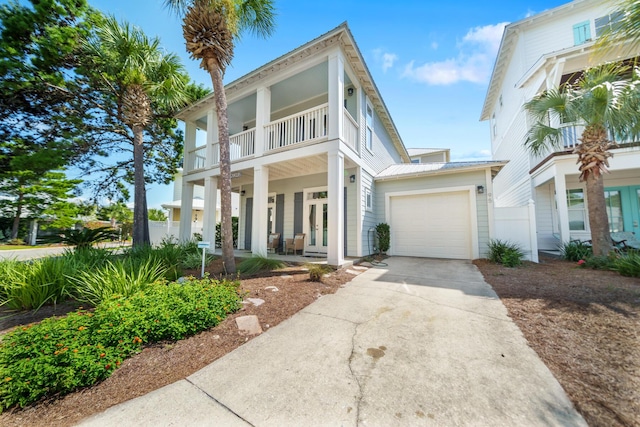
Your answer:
499,95 -> 503,109
411,158 -> 420,164
573,21 -> 591,45
366,102 -> 374,152
491,113 -> 497,137
365,187 -> 372,211
596,11 -> 624,38
604,190 -> 623,232
567,189 -> 586,231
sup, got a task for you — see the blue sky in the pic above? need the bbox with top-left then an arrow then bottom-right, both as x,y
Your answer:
14,0 -> 569,208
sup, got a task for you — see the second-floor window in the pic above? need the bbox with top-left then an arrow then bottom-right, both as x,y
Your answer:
595,11 -> 624,38
573,21 -> 591,45
366,102 -> 374,152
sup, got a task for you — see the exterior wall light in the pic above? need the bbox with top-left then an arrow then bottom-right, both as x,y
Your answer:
350,175 -> 356,183
477,185 -> 485,194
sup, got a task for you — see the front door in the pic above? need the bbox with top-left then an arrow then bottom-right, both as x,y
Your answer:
305,188 -> 328,254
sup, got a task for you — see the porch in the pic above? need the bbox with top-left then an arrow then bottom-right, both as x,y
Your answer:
531,146 -> 640,250
185,103 -> 360,172
210,248 -> 357,269
181,56 -> 362,175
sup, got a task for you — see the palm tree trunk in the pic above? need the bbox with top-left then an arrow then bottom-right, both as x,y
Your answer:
207,59 -> 236,273
585,172 -> 612,257
132,124 -> 150,248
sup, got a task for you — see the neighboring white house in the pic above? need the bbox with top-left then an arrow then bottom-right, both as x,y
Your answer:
161,169 -> 239,224
176,23 -> 506,266
481,0 -> 639,255
407,148 -> 450,163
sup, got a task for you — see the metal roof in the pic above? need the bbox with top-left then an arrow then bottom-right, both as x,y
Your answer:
375,161 -> 508,181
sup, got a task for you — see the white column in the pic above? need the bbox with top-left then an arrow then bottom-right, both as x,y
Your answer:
184,121 -> 197,171
327,150 -> 344,266
202,176 -> 218,246
251,165 -> 269,256
205,110 -> 218,167
255,87 -> 271,157
554,173 -> 570,244
328,51 -> 345,141
179,181 -> 194,242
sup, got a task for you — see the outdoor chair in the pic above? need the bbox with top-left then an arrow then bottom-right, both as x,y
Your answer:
611,231 -> 640,251
267,233 -> 280,253
285,233 -> 305,255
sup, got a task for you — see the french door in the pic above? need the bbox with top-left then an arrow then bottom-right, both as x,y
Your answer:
305,188 -> 328,254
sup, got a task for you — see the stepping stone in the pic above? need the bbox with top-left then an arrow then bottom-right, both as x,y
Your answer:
265,285 -> 279,291
246,298 -> 265,307
346,269 -> 361,275
280,274 -> 293,279
352,266 -> 368,271
235,315 -> 262,335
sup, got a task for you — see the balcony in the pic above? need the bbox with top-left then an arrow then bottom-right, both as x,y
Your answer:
530,123 -> 637,168
186,103 -> 359,171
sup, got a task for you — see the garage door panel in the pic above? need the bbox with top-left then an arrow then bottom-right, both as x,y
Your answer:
390,191 -> 472,259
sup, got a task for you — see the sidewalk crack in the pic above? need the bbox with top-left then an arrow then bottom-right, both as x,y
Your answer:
347,321 -> 364,426
185,378 -> 255,426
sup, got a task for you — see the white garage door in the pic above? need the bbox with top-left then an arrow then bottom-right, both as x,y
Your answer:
390,191 -> 472,259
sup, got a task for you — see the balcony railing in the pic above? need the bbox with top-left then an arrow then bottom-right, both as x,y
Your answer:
210,128 -> 256,166
185,103 -> 368,172
188,146 -> 207,170
265,104 -> 328,151
343,108 -> 359,153
560,123 -> 636,149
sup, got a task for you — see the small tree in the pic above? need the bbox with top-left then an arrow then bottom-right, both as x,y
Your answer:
375,223 -> 390,254
148,208 -> 168,221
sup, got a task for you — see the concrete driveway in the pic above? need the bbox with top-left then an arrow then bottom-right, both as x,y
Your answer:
79,257 -> 585,426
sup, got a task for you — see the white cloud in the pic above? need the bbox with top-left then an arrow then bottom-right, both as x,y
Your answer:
372,48 -> 399,73
403,22 -> 508,86
430,41 -> 439,50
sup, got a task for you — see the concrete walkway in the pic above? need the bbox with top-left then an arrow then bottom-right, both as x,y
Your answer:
78,257 -> 585,427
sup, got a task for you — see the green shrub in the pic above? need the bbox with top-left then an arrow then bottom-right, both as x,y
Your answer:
215,217 -> 238,248
583,255 -> 616,270
305,263 -> 332,281
237,256 -> 284,275
561,241 -> 593,262
613,251 -> 640,277
375,223 -> 390,253
0,278 -> 241,412
45,227 -> 116,249
487,239 -> 524,267
0,257 -> 74,311
67,258 -> 168,307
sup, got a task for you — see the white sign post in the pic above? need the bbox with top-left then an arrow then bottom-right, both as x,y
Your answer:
197,241 -> 211,277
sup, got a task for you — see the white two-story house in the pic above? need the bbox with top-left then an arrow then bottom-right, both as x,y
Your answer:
481,0 -> 639,253
176,23 -> 506,266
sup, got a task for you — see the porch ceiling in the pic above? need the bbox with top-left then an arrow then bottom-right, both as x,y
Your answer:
227,154 -> 357,190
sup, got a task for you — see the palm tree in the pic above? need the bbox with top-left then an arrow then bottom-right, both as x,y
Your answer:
524,63 -> 640,257
85,16 -> 190,248
164,0 -> 275,273
598,0 -> 640,53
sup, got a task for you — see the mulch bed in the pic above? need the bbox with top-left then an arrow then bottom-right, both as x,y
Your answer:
0,258 -> 357,427
474,255 -> 640,427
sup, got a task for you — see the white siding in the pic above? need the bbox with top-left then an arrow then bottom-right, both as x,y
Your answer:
361,170 -> 377,255
535,183 -> 557,250
489,0 -> 622,209
359,91 -> 404,175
